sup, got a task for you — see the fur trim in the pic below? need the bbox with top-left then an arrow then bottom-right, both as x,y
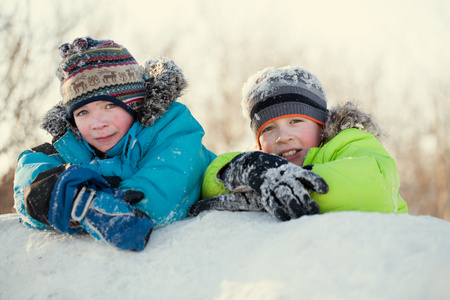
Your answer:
40,102 -> 81,141
323,102 -> 384,143
41,57 -> 187,139
137,57 -> 188,127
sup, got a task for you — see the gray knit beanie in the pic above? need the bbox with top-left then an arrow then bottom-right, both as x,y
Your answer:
242,66 -> 328,140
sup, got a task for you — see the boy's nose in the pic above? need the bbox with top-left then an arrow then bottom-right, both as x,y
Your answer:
90,114 -> 108,130
276,128 -> 293,143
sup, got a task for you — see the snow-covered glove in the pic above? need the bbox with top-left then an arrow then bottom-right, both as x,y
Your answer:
220,151 -> 328,221
70,186 -> 152,252
189,191 -> 264,217
48,165 -> 153,252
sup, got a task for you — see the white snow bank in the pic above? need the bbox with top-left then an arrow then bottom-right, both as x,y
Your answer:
1,211 -> 449,300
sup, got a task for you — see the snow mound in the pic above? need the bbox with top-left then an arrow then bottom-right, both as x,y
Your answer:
1,211 -> 449,299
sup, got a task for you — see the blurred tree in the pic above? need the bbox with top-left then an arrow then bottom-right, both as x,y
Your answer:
0,2 -> 94,213
400,83 -> 450,220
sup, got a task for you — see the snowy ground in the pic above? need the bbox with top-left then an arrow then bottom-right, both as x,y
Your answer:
1,211 -> 449,300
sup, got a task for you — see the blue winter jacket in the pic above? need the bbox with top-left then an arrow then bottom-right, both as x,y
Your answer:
14,102 -> 216,229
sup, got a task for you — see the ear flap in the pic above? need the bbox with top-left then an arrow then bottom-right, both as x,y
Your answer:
137,57 -> 188,127
40,102 -> 81,142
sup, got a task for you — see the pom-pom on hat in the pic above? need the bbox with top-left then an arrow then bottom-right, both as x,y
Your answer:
57,37 -> 146,121
242,66 -> 328,145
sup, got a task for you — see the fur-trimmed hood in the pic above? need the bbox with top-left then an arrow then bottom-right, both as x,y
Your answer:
322,102 -> 384,144
41,57 -> 187,141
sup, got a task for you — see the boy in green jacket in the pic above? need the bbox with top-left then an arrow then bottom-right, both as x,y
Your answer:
190,66 -> 408,221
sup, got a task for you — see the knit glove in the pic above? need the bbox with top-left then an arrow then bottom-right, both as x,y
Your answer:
189,191 -> 264,217
48,165 -> 153,252
220,151 -> 328,221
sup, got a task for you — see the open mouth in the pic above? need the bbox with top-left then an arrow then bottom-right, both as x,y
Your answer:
280,150 -> 298,158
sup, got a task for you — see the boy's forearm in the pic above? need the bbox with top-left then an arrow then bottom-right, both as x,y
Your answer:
310,156 -> 401,213
24,164 -> 70,227
14,150 -> 66,228
201,152 -> 242,199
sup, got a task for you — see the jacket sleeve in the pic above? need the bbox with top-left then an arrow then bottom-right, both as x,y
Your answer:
119,103 -> 216,226
14,144 -> 67,229
305,129 -> 408,214
201,151 -> 242,199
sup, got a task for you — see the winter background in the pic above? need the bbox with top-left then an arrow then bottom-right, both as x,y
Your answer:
1,0 -> 450,299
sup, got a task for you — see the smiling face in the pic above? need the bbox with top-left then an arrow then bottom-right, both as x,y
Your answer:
258,116 -> 323,166
73,101 -> 135,153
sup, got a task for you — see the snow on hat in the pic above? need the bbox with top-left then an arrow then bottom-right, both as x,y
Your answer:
242,66 -> 328,143
56,37 -> 146,121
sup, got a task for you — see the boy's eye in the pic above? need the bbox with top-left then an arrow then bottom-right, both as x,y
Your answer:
106,103 -> 116,109
261,126 -> 274,134
75,110 -> 88,117
291,119 -> 303,124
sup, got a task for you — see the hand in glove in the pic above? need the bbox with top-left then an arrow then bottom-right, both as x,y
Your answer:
189,191 -> 264,217
220,151 -> 328,221
47,165 -> 153,251
25,164 -> 71,228
70,186 -> 152,252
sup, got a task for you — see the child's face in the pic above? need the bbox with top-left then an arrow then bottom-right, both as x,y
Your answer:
73,101 -> 135,153
259,116 -> 323,166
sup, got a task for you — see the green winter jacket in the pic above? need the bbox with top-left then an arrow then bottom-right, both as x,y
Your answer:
304,128 -> 407,213
201,103 -> 407,214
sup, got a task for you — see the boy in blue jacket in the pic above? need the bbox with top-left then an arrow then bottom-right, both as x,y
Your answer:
14,37 -> 216,251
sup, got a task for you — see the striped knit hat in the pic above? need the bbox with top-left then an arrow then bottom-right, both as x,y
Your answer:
242,66 -> 328,146
57,37 -> 146,121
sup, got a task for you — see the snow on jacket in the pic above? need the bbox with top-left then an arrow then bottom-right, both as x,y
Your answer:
201,102 -> 408,214
14,58 -> 216,229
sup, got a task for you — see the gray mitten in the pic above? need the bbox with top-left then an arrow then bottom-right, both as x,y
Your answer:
189,191 -> 263,217
221,151 -> 328,221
